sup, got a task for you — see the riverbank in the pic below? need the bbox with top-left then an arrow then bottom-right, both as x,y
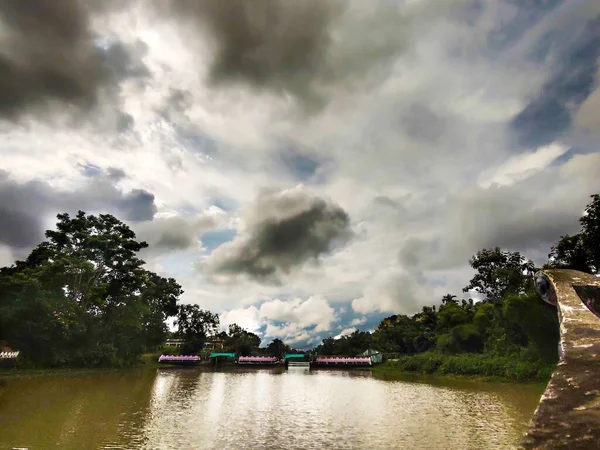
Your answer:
374,352 -> 556,382
0,352 -> 161,381
0,352 -> 242,381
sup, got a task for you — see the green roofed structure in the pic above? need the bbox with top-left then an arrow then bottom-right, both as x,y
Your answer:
284,353 -> 306,360
209,352 -> 236,358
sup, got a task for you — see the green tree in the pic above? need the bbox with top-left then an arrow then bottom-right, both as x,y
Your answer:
547,234 -> 591,273
318,337 -> 336,355
226,323 -> 261,356
0,211 -> 183,366
441,294 -> 457,304
463,248 -> 536,303
547,194 -> 600,273
175,305 -> 219,354
266,338 -> 290,358
581,194 -> 600,272
502,292 -> 559,361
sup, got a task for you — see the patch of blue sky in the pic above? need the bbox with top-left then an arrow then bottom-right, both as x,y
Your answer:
550,147 -> 599,167
174,124 -> 218,158
511,14 -> 600,149
212,197 -> 237,213
201,228 -> 237,253
485,0 -> 564,55
79,163 -> 102,177
336,308 -> 388,334
277,146 -> 324,183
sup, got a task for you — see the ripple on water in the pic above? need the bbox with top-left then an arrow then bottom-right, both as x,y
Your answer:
0,369 -> 542,450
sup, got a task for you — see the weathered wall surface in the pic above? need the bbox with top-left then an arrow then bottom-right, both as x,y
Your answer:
521,269 -> 600,449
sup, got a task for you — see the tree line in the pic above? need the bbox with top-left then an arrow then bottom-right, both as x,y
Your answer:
315,194 -> 600,363
1,194 -> 598,368
0,211 -> 299,367
173,305 -> 299,358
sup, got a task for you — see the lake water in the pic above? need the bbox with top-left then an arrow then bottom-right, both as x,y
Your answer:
0,367 -> 544,449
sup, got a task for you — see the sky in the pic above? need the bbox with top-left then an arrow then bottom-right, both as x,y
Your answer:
1,0 -> 600,349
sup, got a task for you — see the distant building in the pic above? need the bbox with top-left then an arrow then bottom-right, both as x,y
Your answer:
165,337 -> 226,351
165,339 -> 185,348
203,336 -> 225,351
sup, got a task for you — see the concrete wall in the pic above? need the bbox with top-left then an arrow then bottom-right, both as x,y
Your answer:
521,269 -> 600,449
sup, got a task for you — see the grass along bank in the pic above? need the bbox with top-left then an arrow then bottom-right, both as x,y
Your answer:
374,352 -> 556,382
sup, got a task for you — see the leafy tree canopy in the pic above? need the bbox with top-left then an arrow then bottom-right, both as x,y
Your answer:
463,247 -> 536,303
548,194 -> 600,274
0,211 -> 183,367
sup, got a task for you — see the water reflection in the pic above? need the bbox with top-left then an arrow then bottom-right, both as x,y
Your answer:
0,368 -> 543,449
0,370 -> 156,449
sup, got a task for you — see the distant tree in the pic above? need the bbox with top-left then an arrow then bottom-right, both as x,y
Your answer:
318,337 -> 336,355
413,306 -> 437,330
175,305 -> 219,354
463,248 -> 536,303
266,338 -> 290,358
226,323 -> 261,356
441,294 -> 458,304
437,302 -> 470,331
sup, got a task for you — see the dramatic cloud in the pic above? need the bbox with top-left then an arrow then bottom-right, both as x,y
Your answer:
162,0 -> 336,106
510,9 -> 600,148
0,0 -> 146,122
207,187 -> 352,283
160,0 -> 418,112
574,60 -> 600,137
0,170 -> 156,255
135,215 -> 216,254
1,0 -> 600,346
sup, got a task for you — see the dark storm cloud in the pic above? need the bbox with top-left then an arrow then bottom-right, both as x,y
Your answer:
134,216 -> 216,255
208,189 -> 352,283
0,0 -> 146,120
162,0 -> 340,109
171,1 -> 334,82
0,169 -> 157,252
511,14 -> 600,148
117,189 -> 157,222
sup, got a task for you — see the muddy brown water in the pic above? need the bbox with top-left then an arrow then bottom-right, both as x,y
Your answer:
0,367 -> 544,449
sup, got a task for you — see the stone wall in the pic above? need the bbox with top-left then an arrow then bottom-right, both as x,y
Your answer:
521,269 -> 600,449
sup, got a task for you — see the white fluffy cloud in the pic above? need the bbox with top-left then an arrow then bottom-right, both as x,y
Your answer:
352,268 -> 431,315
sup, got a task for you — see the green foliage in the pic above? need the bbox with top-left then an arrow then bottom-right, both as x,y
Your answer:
547,194 -> 600,273
317,240 -> 565,378
379,353 -> 555,382
502,293 -> 559,361
463,248 -> 536,303
266,338 -> 291,358
547,234 -> 592,273
0,211 -> 183,368
225,323 -> 261,356
437,324 -> 484,354
174,305 -> 219,354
